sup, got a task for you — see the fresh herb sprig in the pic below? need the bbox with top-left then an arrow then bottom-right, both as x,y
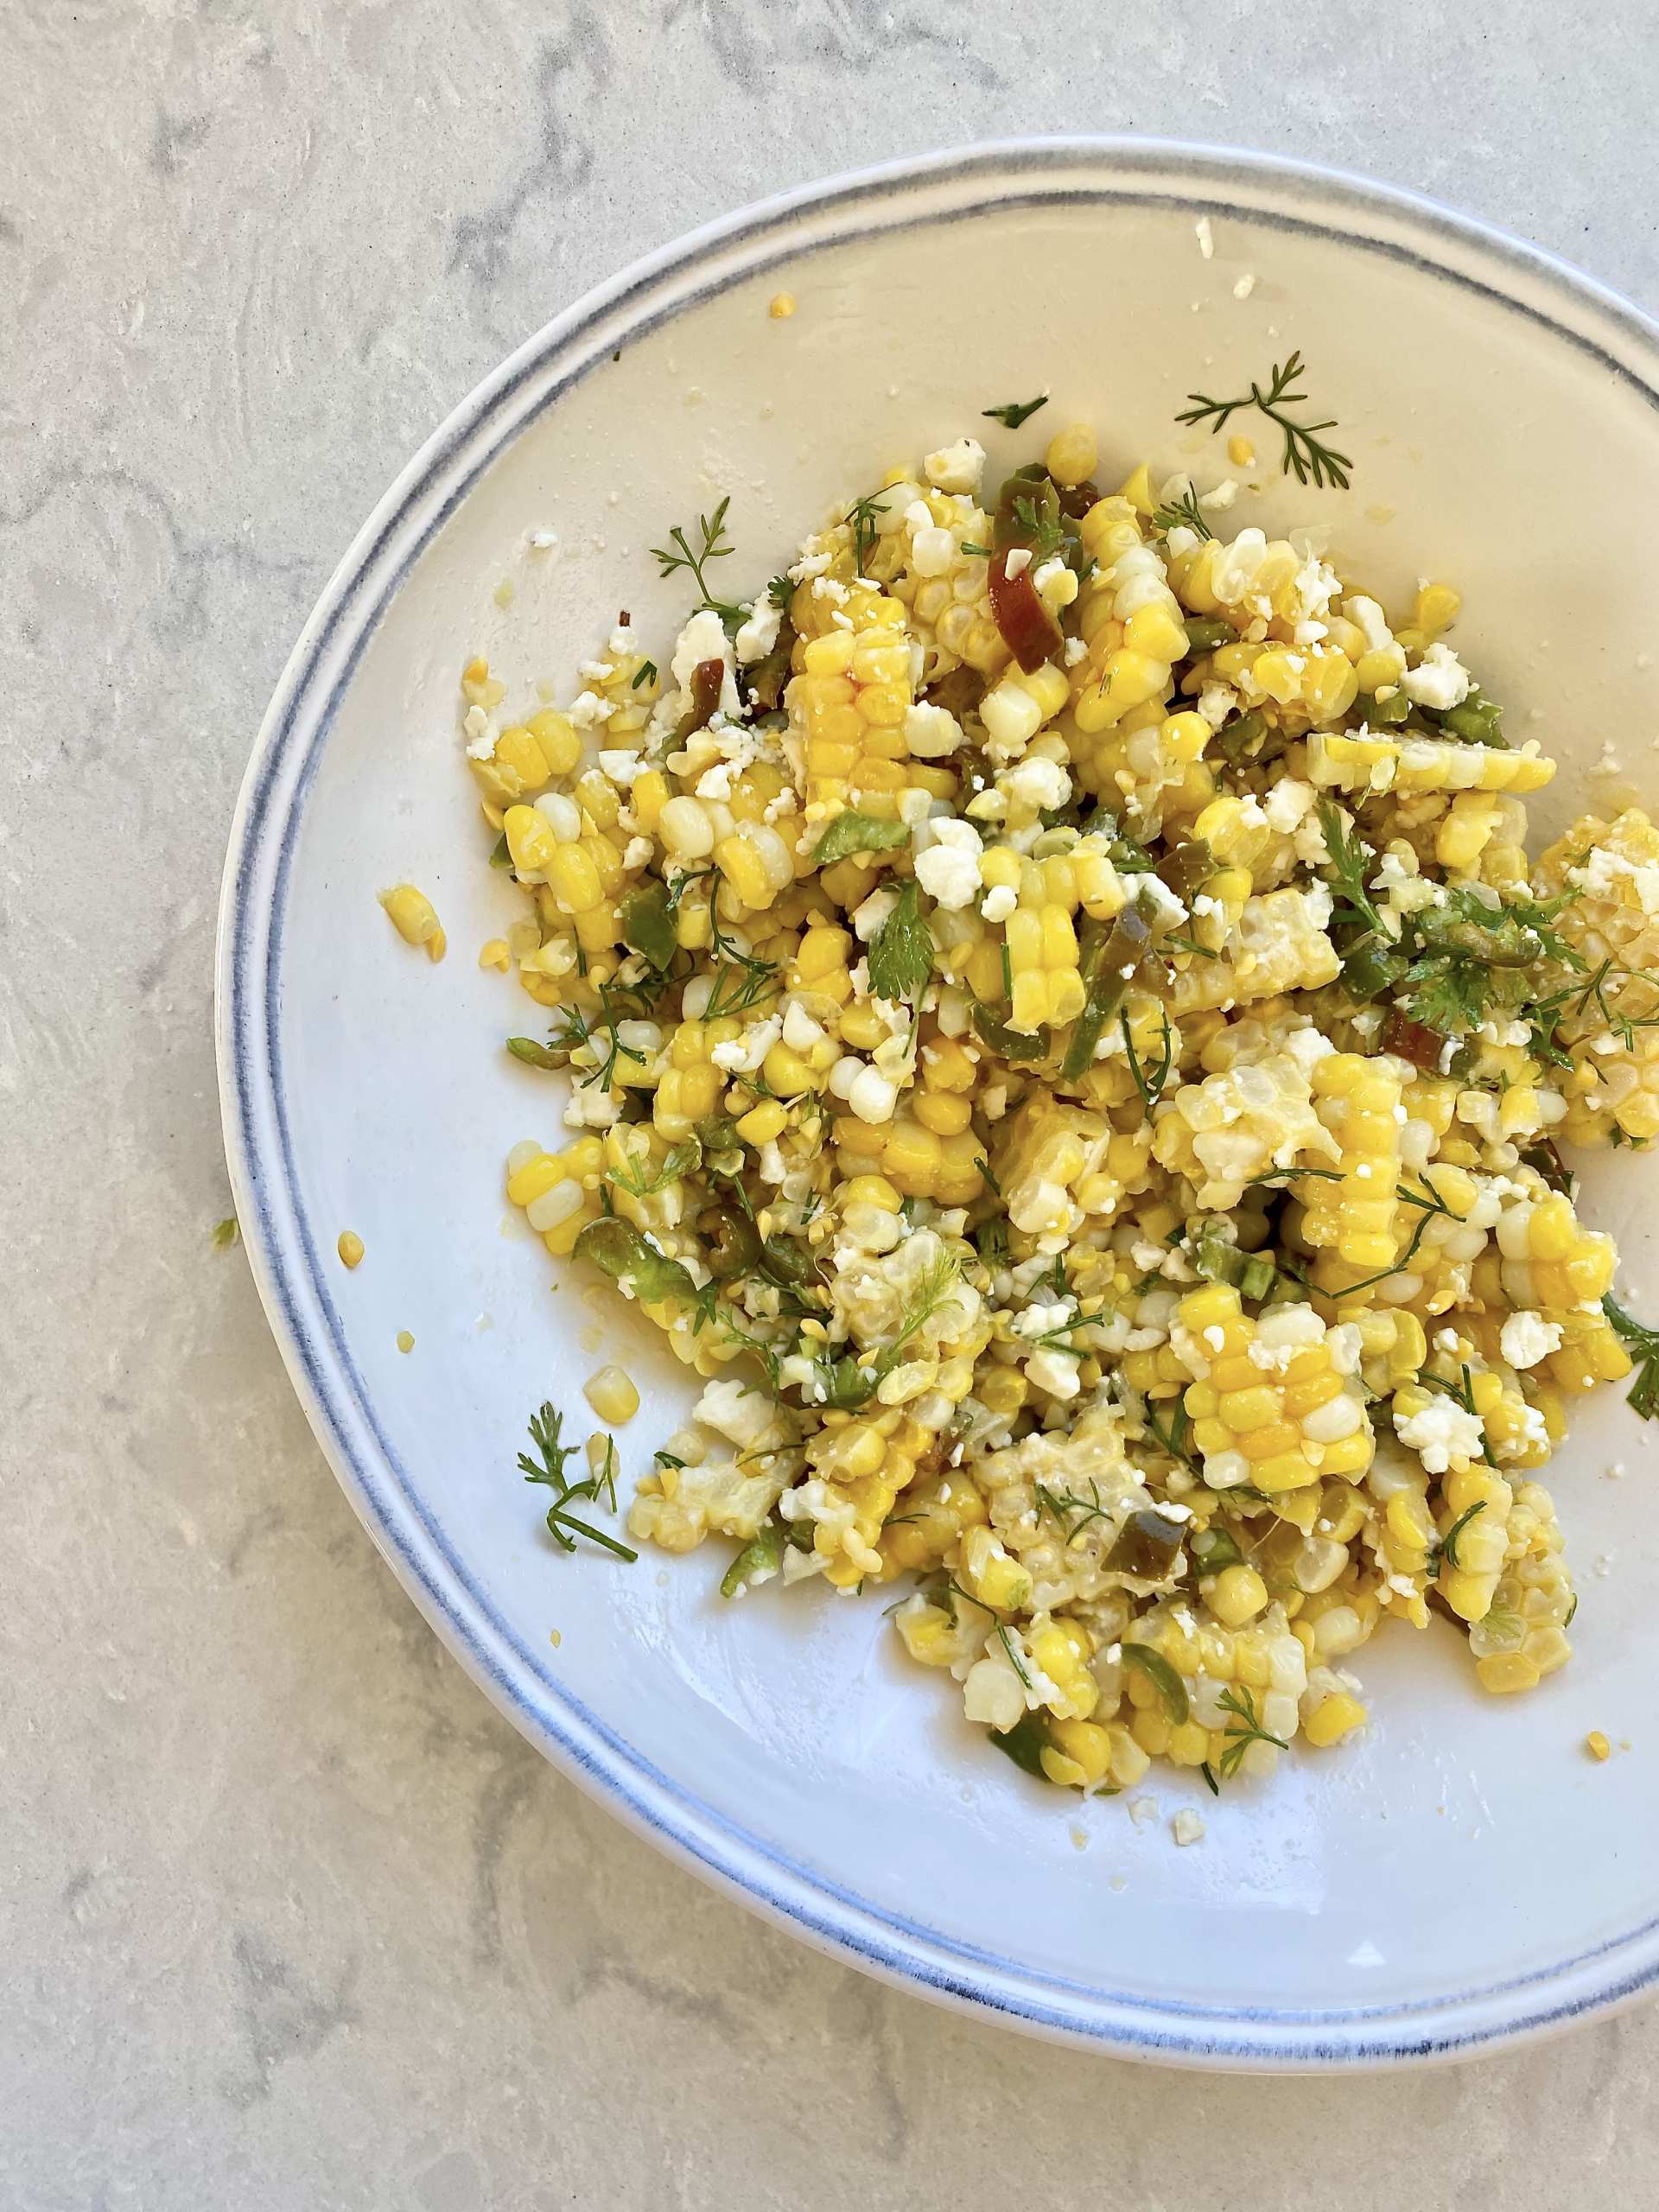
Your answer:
1428,1499 -> 1487,1578
1215,1685 -> 1291,1779
1035,1478 -> 1113,1546
1151,486 -> 1213,541
1122,1005 -> 1175,1115
843,492 -> 890,575
982,393 -> 1049,428
1178,351 -> 1352,489
1010,494 -> 1066,560
1604,1294 -> 1659,1420
518,1402 -> 638,1560
867,878 -> 934,1001
650,495 -> 745,620
1316,799 -> 1385,936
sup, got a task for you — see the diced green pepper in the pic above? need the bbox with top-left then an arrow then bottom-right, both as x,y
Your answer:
810,812 -> 911,865
1189,1523 -> 1245,1576
988,1711 -> 1050,1777
721,1522 -> 785,1598
622,881 -> 678,970
575,1217 -> 696,1304
1120,1642 -> 1190,1724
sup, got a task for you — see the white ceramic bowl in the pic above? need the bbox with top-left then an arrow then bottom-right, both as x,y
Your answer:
218,140 -> 1659,2067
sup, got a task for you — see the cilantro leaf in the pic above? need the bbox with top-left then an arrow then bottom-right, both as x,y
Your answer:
1316,799 -> 1384,936
1605,1293 -> 1659,1421
867,878 -> 934,1001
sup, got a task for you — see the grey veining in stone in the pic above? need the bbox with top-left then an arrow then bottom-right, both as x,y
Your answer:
6,3 -> 1659,2204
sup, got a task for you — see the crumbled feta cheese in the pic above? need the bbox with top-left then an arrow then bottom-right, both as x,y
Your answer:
1064,636 -> 1088,666
669,607 -> 742,721
1196,682 -> 1237,730
1400,642 -> 1472,711
1025,1346 -> 1082,1400
980,883 -> 1016,925
1135,874 -> 1188,931
565,689 -> 613,729
1394,1392 -> 1486,1475
914,819 -> 984,911
598,748 -> 642,787
910,524 -> 957,576
923,437 -> 987,495
621,836 -> 652,870
1263,778 -> 1317,834
1173,1809 -> 1205,1847
1004,547 -> 1033,580
734,598 -> 782,665
1001,756 -> 1071,812
1200,478 -> 1238,512
1500,1311 -> 1563,1370
1232,273 -> 1255,300
464,705 -> 496,760
529,528 -> 559,550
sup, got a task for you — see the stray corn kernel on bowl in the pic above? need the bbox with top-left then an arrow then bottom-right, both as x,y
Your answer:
219,143 -> 1659,2066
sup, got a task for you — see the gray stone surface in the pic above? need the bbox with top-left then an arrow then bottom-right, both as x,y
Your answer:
5,3 -> 1658,2204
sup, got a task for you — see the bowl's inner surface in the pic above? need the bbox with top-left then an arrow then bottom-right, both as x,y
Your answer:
267,177 -> 1659,2035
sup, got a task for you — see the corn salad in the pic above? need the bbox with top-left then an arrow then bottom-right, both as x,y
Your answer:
463,425 -> 1659,1800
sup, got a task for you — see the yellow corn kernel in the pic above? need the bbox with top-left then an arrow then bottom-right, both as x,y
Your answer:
960,1527 -> 1033,1612
1043,1717 -> 1113,1787
1302,1692 -> 1367,1747
583,1364 -> 639,1425
1045,422 -> 1098,488
1124,601 -> 1189,664
1586,1731 -> 1611,1761
1413,582 -> 1461,639
479,937 -> 512,971
526,709 -> 582,776
769,290 -> 797,319
1208,1563 -> 1268,1627
978,1365 -> 1028,1416
396,1330 -> 415,1354
1118,461 -> 1155,515
378,883 -> 446,961
735,1098 -> 788,1146
337,1230 -> 365,1269
1476,1650 -> 1541,1695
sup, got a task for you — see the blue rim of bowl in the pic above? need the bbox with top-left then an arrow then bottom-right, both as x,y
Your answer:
218,137 -> 1659,2068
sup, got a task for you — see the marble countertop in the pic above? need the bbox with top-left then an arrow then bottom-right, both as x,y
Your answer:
8,3 -> 1659,2203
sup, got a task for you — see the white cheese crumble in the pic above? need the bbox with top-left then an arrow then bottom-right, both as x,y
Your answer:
1499,1311 -> 1563,1370
914,818 -> 984,911
1394,1393 -> 1486,1475
1400,642 -> 1472,711
923,437 -> 987,495
734,597 -> 782,665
